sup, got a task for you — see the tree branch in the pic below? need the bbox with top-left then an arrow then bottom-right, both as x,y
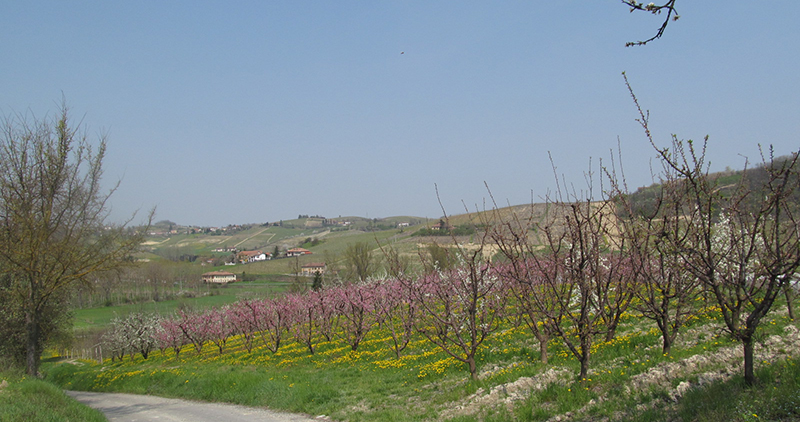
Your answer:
622,0 -> 679,46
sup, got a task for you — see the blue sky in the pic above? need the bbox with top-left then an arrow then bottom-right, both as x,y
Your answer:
3,2 -> 799,226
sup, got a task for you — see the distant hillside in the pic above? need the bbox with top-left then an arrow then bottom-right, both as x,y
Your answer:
624,152 -> 800,217
138,215 -> 432,269
136,153 -> 799,272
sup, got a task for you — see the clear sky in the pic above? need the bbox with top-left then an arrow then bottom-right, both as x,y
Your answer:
2,2 -> 799,227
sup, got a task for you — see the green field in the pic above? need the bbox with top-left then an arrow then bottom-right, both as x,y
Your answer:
72,281 -> 287,331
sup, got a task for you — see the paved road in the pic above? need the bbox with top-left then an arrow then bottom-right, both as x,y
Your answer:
66,391 -> 322,422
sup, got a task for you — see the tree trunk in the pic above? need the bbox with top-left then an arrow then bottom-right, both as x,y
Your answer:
604,324 -> 617,342
579,342 -> 591,381
784,283 -> 796,321
25,309 -> 41,376
743,336 -> 756,386
662,335 -> 672,356
579,356 -> 590,382
660,322 -> 675,355
468,356 -> 478,380
539,336 -> 549,365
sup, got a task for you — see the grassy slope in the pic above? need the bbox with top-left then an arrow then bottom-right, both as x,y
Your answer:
146,220 -> 428,276
147,217 -> 425,255
142,205 -> 571,280
47,302 -> 800,421
0,370 -> 107,422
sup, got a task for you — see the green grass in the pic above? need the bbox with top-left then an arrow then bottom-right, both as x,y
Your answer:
0,370 -> 107,422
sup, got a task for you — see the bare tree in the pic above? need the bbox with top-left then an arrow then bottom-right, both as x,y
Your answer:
626,75 -> 800,384
380,243 -> 412,279
536,199 -> 618,381
407,199 -> 506,379
595,252 -> 638,342
611,175 -> 702,355
93,269 -> 124,307
343,241 -> 375,283
0,104 -> 150,375
375,243 -> 418,358
288,256 -> 306,293
145,261 -> 169,302
373,278 -> 417,359
410,246 -> 506,380
488,204 -> 558,364
422,242 -> 459,274
489,163 -> 626,381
